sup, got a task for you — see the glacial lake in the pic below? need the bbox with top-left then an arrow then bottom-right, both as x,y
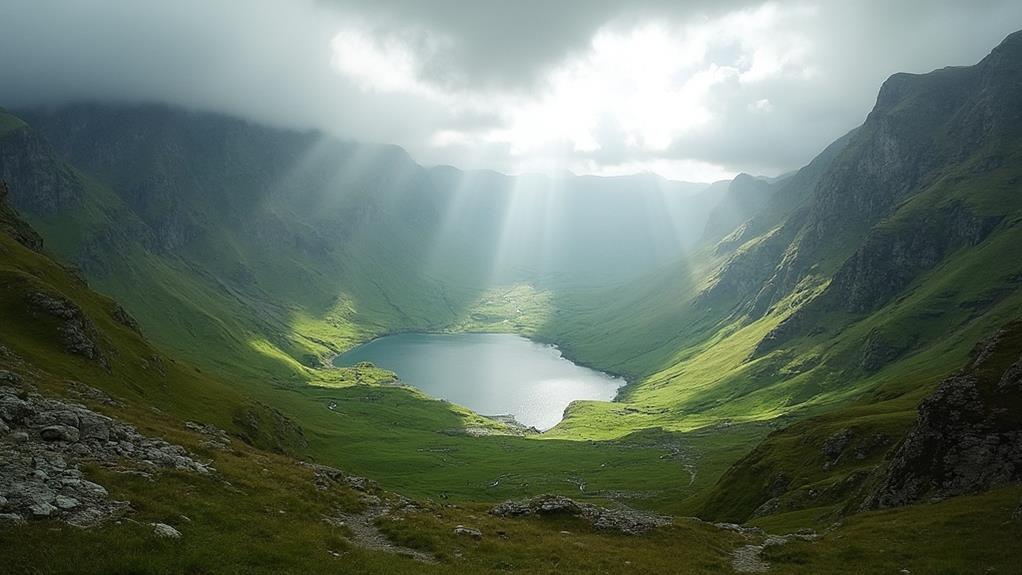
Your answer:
332,333 -> 625,431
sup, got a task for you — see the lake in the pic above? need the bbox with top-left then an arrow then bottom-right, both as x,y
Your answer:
332,333 -> 624,431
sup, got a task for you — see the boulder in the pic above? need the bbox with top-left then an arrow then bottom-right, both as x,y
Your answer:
490,494 -> 671,535
40,425 -> 79,442
151,522 -> 182,539
453,525 -> 482,539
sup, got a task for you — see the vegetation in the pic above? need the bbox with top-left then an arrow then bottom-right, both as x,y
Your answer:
1,30 -> 1021,575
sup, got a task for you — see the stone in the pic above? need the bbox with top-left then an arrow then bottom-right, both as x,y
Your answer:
453,525 -> 482,539
0,374 -> 212,529
490,494 -> 671,535
29,502 -> 57,517
0,513 -> 25,525
54,496 -> 80,510
865,325 -> 1022,509
0,396 -> 34,424
151,522 -> 182,539
79,415 -> 111,442
40,425 -> 79,442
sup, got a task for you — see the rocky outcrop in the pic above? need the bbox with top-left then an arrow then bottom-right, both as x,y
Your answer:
860,329 -> 912,372
0,124 -> 85,215
755,201 -> 1001,357
302,462 -> 378,493
24,291 -> 105,365
0,373 -> 213,527
818,201 -> 1001,315
489,494 -> 671,535
724,32 -> 1022,358
0,181 -> 43,251
864,324 -> 1022,509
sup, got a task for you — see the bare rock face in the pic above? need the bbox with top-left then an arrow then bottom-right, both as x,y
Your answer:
0,181 -> 44,251
23,292 -> 105,366
0,376 -> 213,527
490,494 -> 671,535
864,324 -> 1022,509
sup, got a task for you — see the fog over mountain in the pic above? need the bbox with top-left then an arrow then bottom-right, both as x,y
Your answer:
3,0 -> 1021,180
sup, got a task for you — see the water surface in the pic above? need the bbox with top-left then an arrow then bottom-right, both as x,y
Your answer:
333,333 -> 624,430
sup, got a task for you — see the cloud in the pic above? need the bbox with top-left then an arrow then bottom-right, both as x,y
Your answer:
1,0 -> 1021,180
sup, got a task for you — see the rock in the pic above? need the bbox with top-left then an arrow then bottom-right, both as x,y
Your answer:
23,291 -> 105,364
110,305 -> 141,333
54,496 -> 80,510
0,380 -> 210,528
0,513 -> 25,525
0,370 -> 22,385
490,494 -> 671,535
860,329 -> 907,372
0,496 -> 7,509
40,425 -> 79,442
28,501 -> 56,517
0,396 -> 34,424
78,414 -> 112,442
151,522 -> 182,539
865,324 -> 1022,509
821,429 -> 853,470
453,525 -> 482,539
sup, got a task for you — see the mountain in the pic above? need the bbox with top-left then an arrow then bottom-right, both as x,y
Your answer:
0,103 -> 725,383
1,29 -> 1022,575
567,29 -> 1022,528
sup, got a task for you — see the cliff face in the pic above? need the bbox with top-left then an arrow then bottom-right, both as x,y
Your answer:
0,181 -> 42,251
865,323 -> 1022,509
0,122 -> 84,216
722,31 -> 1022,358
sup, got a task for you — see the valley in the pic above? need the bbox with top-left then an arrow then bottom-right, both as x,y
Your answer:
0,13 -> 1021,575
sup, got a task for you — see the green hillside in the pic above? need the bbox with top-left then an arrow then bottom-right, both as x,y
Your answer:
1,28 -> 1021,575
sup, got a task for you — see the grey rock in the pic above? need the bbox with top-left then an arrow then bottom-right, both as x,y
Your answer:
28,501 -> 56,517
821,429 -> 853,470
24,291 -> 105,365
54,496 -> 79,510
490,494 -> 671,535
151,522 -> 182,539
865,326 -> 1022,509
0,396 -> 34,424
0,513 -> 25,525
0,379 -> 212,528
453,525 -> 482,539
40,425 -> 79,442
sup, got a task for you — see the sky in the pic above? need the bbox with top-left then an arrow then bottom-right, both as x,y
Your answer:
2,0 -> 1021,182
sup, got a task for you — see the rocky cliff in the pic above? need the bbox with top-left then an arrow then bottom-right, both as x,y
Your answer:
865,322 -> 1022,508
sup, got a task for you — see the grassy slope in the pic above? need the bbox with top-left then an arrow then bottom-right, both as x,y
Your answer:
1,34 -> 1021,571
4,216 -> 1019,574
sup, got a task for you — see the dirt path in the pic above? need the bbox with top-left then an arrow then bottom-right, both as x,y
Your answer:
328,503 -> 436,563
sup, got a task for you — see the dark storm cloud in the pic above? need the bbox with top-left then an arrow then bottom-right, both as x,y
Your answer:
1,0 -> 1021,180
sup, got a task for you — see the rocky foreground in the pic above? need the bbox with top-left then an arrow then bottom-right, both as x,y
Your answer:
0,368 -> 215,527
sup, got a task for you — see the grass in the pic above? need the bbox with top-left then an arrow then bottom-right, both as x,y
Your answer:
2,99 -> 1022,573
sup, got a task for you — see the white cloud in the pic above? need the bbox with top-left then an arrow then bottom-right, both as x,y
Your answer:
2,0 -> 1021,181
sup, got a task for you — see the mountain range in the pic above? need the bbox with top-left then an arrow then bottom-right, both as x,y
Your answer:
0,28 -> 1020,575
